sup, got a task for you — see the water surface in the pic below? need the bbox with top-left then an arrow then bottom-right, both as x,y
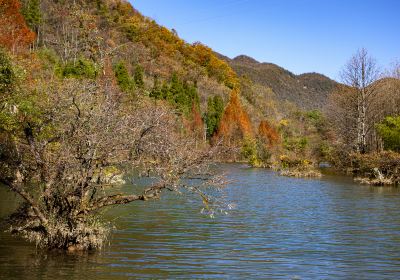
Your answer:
1,164 -> 400,279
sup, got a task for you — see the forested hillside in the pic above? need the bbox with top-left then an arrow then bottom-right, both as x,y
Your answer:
227,55 -> 337,109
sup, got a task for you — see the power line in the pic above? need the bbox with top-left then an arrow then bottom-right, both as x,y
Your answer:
180,0 -> 252,25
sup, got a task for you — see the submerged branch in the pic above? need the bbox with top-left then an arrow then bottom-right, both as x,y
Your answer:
78,183 -> 167,216
0,177 -> 48,226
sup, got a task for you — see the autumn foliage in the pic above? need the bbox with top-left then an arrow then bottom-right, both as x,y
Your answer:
190,102 -> 204,139
191,42 -> 239,89
258,120 -> 280,147
216,89 -> 253,144
118,2 -> 238,88
0,0 -> 35,53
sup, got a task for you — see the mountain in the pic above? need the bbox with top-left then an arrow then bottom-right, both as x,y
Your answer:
1,0 -> 338,148
226,55 -> 338,109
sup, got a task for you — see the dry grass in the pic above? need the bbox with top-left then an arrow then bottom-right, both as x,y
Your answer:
354,176 -> 394,186
279,168 -> 322,178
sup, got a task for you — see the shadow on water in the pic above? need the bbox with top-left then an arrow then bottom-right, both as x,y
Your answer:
2,164 -> 400,279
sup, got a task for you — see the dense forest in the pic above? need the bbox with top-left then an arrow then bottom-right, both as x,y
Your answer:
0,0 -> 399,251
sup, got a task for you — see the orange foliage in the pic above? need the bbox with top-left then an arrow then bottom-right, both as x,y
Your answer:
120,2 -> 239,89
258,120 -> 280,147
191,42 -> 239,89
180,102 -> 205,140
216,89 -> 253,144
191,102 -> 204,139
0,0 -> 35,53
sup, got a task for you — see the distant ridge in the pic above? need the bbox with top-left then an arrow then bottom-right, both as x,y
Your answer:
232,55 -> 260,64
224,55 -> 338,109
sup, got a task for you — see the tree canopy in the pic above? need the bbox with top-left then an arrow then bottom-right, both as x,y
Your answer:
376,116 -> 400,152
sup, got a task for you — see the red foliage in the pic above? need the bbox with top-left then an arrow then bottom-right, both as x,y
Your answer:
191,102 -> 204,139
216,89 -> 253,144
192,102 -> 204,131
180,102 -> 205,140
258,120 -> 280,147
0,0 -> 35,53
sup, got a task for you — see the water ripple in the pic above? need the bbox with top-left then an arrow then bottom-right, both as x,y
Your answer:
2,164 -> 400,279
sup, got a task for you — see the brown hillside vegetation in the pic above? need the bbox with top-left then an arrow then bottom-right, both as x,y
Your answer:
227,55 -> 337,109
258,120 -> 280,147
32,0 -> 237,102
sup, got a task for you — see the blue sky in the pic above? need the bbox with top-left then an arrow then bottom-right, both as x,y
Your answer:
131,0 -> 400,80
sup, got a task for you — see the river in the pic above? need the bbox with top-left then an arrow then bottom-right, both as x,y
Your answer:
1,164 -> 400,279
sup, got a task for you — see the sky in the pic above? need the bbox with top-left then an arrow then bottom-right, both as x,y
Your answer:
131,0 -> 400,80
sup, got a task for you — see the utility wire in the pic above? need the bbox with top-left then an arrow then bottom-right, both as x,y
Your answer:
179,0 -> 252,25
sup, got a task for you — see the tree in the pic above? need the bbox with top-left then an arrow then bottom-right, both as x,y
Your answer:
149,73 -> 200,117
21,0 -> 41,33
0,49 -> 16,95
258,120 -> 279,147
376,116 -> 400,152
39,1 -> 104,63
113,61 -> 134,92
216,89 -> 253,145
133,64 -> 144,88
0,72 -> 225,250
0,0 -> 36,53
340,48 -> 380,153
169,72 -> 184,105
60,57 -> 98,79
149,75 -> 162,99
190,101 -> 204,140
205,95 -> 224,138
0,49 -> 17,132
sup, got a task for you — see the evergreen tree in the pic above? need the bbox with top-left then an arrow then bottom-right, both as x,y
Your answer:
21,0 -> 42,32
213,95 -> 224,124
169,72 -> 183,104
149,76 -> 162,99
61,58 -> 98,79
206,97 -> 216,137
0,49 -> 16,95
174,80 -> 188,110
376,116 -> 400,152
148,73 -> 200,117
133,64 -> 144,88
161,82 -> 170,101
205,95 -> 224,137
113,61 -> 134,92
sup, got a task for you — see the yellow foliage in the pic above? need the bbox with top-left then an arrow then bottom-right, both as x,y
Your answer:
279,119 -> 289,127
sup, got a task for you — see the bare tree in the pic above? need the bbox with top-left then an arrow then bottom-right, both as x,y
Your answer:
340,48 -> 380,153
0,73 -> 226,250
325,85 -> 359,153
389,61 -> 400,79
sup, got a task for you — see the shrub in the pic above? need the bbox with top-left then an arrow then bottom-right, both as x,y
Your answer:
0,49 -> 16,94
59,58 -> 98,79
114,61 -> 135,92
241,137 -> 261,167
376,116 -> 400,152
352,151 -> 400,185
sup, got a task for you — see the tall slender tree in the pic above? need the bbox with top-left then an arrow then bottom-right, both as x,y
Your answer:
340,48 -> 380,153
216,89 -> 253,145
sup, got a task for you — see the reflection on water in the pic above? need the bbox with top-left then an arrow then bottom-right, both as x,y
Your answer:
2,164 -> 400,279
